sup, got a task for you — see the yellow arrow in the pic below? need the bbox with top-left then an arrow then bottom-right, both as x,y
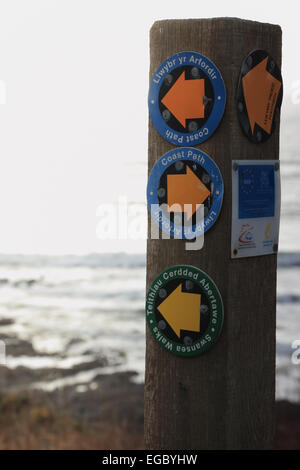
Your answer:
157,284 -> 201,338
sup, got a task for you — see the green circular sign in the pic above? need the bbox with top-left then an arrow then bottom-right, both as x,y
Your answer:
146,265 -> 224,357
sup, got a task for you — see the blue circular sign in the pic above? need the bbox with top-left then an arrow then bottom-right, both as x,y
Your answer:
148,51 -> 226,146
147,147 -> 224,239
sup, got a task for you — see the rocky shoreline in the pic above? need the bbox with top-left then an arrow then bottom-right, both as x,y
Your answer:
0,369 -> 144,449
0,331 -> 299,449
0,330 -> 144,449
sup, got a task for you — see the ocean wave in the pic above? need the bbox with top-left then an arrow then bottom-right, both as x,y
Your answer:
0,251 -> 299,270
278,253 -> 300,268
277,294 -> 300,304
0,253 -> 146,269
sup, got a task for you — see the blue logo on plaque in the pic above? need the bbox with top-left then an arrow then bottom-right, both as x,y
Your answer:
147,147 -> 224,239
148,51 -> 226,146
238,165 -> 275,219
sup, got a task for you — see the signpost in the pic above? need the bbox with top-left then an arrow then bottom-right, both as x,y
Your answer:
145,18 -> 282,450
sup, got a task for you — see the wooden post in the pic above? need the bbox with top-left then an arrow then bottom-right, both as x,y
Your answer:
145,18 -> 282,450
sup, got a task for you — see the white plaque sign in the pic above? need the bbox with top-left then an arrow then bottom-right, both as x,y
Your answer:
231,160 -> 280,259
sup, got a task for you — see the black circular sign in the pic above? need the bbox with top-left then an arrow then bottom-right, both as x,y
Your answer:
236,50 -> 283,144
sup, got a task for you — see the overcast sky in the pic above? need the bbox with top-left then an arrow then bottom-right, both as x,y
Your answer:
0,0 -> 298,255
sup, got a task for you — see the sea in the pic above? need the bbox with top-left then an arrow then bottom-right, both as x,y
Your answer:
0,110 -> 299,402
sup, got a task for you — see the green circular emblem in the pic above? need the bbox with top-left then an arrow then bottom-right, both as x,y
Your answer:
146,265 -> 224,357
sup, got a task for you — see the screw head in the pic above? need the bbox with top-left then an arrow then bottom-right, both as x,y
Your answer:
203,95 -> 210,106
191,66 -> 200,78
202,173 -> 210,184
158,320 -> 167,330
165,74 -> 173,85
183,336 -> 193,346
247,56 -> 253,67
188,121 -> 198,132
200,304 -> 209,315
185,280 -> 194,291
157,187 -> 166,198
175,161 -> 184,171
256,130 -> 262,142
162,109 -> 171,121
159,288 -> 167,299
269,60 -> 275,71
